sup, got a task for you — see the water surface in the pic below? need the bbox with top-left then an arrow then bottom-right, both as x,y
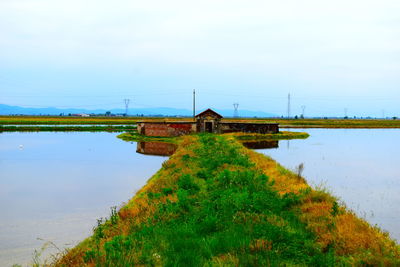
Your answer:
0,132 -> 164,266
257,129 -> 400,241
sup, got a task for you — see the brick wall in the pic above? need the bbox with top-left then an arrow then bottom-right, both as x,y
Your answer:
220,123 -> 279,134
140,122 -> 196,137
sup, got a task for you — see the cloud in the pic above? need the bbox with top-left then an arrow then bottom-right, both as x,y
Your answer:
0,0 -> 399,115
1,0 -> 398,64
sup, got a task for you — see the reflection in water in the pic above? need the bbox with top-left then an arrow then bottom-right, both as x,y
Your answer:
241,140 -> 279,149
137,140 -> 278,155
136,140 -> 278,156
0,132 -> 165,267
137,142 -> 178,156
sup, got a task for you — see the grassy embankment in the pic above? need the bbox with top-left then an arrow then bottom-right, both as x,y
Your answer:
117,131 -> 178,143
57,133 -> 399,266
117,131 -> 309,144
2,116 -> 400,128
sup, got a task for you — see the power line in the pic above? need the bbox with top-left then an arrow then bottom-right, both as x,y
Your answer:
11,102 -> 123,108
2,92 -> 398,101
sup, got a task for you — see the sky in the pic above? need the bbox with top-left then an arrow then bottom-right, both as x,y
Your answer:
0,0 -> 399,117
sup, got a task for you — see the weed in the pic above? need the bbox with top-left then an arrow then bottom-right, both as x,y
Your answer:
110,206 -> 119,225
296,163 -> 304,178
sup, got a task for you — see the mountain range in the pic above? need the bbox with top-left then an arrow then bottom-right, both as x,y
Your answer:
0,104 -> 277,118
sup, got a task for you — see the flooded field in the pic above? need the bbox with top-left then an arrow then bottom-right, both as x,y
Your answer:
0,132 -> 164,266
257,128 -> 400,241
1,129 -> 399,266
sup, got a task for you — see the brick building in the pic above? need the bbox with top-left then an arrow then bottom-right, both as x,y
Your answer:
137,108 -> 279,137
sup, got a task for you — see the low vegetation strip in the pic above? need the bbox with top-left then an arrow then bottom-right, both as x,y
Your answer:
116,130 -> 309,144
0,116 -> 138,125
117,131 -> 178,143
57,134 -> 399,266
226,131 -> 309,140
225,118 -> 400,128
2,116 -> 400,128
0,125 -> 136,132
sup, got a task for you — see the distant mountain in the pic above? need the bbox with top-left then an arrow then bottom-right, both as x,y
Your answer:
0,104 -> 277,118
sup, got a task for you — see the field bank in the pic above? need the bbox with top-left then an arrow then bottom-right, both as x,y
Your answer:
58,134 -> 399,266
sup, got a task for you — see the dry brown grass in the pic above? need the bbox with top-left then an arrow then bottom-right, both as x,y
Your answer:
243,145 -> 399,264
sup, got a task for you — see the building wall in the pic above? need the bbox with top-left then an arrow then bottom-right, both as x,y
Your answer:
196,118 -> 221,133
137,121 -> 279,136
137,122 -> 196,137
195,111 -> 222,133
220,123 -> 279,134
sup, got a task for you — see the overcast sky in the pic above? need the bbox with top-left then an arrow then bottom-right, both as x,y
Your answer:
0,0 -> 399,117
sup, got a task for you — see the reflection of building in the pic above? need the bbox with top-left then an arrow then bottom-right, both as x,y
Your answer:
136,142 -> 177,156
137,108 -> 279,137
241,140 -> 279,149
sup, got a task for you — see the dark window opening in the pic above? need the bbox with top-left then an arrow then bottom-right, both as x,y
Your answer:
205,122 -> 213,133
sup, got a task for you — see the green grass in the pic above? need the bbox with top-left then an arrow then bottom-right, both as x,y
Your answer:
58,135 -> 337,266
57,133 -> 399,266
117,130 -> 309,144
227,131 -> 310,141
117,131 -> 178,143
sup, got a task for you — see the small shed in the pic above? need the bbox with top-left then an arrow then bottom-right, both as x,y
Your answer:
195,109 -> 223,133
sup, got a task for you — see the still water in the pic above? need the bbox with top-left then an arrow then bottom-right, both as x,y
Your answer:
257,129 -> 400,241
1,130 -> 399,265
0,132 -> 165,266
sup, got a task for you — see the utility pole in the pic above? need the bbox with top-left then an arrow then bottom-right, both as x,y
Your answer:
233,103 -> 239,118
193,89 -> 196,121
124,99 -> 130,116
287,93 -> 291,119
301,105 -> 306,118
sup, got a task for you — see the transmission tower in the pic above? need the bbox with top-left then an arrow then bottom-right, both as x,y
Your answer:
233,103 -> 239,118
344,108 -> 348,118
124,99 -> 130,116
287,93 -> 291,118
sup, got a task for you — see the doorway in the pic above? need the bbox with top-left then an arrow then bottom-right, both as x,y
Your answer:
205,122 -> 213,133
